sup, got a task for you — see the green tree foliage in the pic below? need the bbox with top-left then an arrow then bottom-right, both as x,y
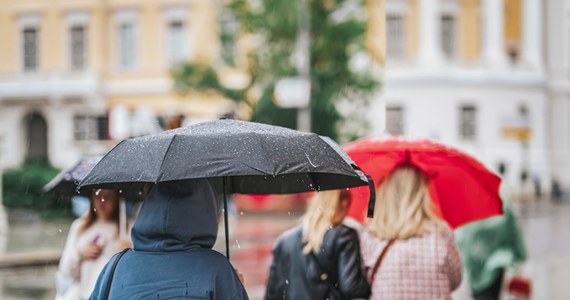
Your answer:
171,64 -> 244,103
231,0 -> 379,141
2,161 -> 68,212
172,0 -> 379,141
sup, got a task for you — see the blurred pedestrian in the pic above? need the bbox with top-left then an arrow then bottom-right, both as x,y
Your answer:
55,189 -> 132,300
532,173 -> 542,199
89,179 -> 248,299
455,183 -> 528,300
551,178 -> 563,203
265,190 -> 370,300
360,164 -> 462,299
164,114 -> 185,130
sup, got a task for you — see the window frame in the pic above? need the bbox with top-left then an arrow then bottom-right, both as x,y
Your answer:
386,14 -> 406,62
18,15 -> 41,73
386,104 -> 405,136
440,13 -> 457,60
114,10 -> 138,70
73,114 -> 109,141
69,25 -> 87,70
64,12 -> 90,71
164,6 -> 191,68
459,104 -> 477,141
22,27 -> 39,72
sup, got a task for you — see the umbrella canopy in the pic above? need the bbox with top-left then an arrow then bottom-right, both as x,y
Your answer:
79,119 -> 372,259
79,119 -> 369,193
43,157 -> 101,196
344,135 -> 503,228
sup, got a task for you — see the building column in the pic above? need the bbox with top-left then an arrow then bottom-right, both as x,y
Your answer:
545,0 -> 567,79
521,0 -> 542,70
482,0 -> 508,68
418,0 -> 444,70
550,93 -> 570,182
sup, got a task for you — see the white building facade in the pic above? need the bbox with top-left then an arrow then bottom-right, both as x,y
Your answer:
546,0 -> 570,194
369,0 -> 550,192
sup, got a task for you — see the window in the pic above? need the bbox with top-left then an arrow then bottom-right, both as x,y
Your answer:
167,20 -> 186,66
220,10 -> 239,66
441,14 -> 456,59
74,115 -> 109,141
164,7 -> 191,66
386,14 -> 405,61
459,105 -> 477,140
23,27 -> 38,71
70,25 -> 87,70
118,22 -> 136,68
386,105 -> 404,135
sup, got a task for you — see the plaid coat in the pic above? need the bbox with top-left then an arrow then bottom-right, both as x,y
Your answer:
361,225 -> 462,300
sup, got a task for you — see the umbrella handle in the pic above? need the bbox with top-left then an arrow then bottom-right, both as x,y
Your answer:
223,177 -> 230,260
119,199 -> 127,240
366,174 -> 376,218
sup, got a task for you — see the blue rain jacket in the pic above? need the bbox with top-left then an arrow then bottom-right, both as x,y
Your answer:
89,179 -> 249,300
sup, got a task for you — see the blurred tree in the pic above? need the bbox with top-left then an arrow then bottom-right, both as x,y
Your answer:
2,160 -> 70,217
171,64 -> 244,103
173,0 -> 380,141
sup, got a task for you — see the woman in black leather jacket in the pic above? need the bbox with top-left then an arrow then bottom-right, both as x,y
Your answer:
264,190 -> 370,300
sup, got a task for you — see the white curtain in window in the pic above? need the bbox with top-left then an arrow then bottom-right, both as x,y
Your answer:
119,23 -> 135,68
168,21 -> 186,66
441,15 -> 456,59
70,26 -> 86,70
387,15 -> 405,61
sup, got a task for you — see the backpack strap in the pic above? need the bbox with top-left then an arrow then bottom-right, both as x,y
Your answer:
369,240 -> 395,283
103,248 -> 130,300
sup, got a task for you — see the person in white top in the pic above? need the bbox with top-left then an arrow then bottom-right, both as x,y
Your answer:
55,189 -> 132,300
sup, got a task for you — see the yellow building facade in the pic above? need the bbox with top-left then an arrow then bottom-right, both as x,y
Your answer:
0,0 -> 388,169
383,0 -> 524,65
0,0 -> 231,114
0,0 -> 236,169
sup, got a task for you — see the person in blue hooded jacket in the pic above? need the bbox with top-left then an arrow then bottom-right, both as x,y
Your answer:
89,178 -> 249,300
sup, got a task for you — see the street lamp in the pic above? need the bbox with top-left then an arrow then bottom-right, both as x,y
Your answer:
274,0 -> 311,132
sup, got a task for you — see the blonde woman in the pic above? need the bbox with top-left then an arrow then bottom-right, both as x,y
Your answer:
361,164 -> 463,299
265,190 -> 370,300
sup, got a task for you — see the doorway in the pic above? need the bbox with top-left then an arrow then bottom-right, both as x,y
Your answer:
24,112 -> 48,164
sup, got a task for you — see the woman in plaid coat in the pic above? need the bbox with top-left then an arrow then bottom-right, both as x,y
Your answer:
360,164 -> 462,299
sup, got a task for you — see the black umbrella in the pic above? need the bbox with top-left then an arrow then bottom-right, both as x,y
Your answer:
79,119 -> 373,258
43,157 -> 101,196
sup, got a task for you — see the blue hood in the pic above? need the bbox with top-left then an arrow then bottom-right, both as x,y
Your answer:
131,178 -> 219,252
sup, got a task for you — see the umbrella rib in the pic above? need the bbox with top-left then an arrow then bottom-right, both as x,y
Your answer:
319,136 -> 357,175
156,134 -> 178,183
79,141 -> 127,189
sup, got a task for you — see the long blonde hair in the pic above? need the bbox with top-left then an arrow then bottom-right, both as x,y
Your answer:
302,190 -> 348,254
368,164 -> 445,240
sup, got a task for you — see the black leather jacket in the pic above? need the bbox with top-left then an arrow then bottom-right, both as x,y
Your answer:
265,224 -> 371,300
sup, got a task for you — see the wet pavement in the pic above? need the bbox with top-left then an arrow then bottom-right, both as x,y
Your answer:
1,200 -> 570,299
452,199 -> 570,299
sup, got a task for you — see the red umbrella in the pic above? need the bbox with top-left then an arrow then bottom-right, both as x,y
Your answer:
344,136 -> 503,228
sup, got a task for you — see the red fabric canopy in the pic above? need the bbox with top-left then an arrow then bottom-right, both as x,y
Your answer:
344,136 -> 503,228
